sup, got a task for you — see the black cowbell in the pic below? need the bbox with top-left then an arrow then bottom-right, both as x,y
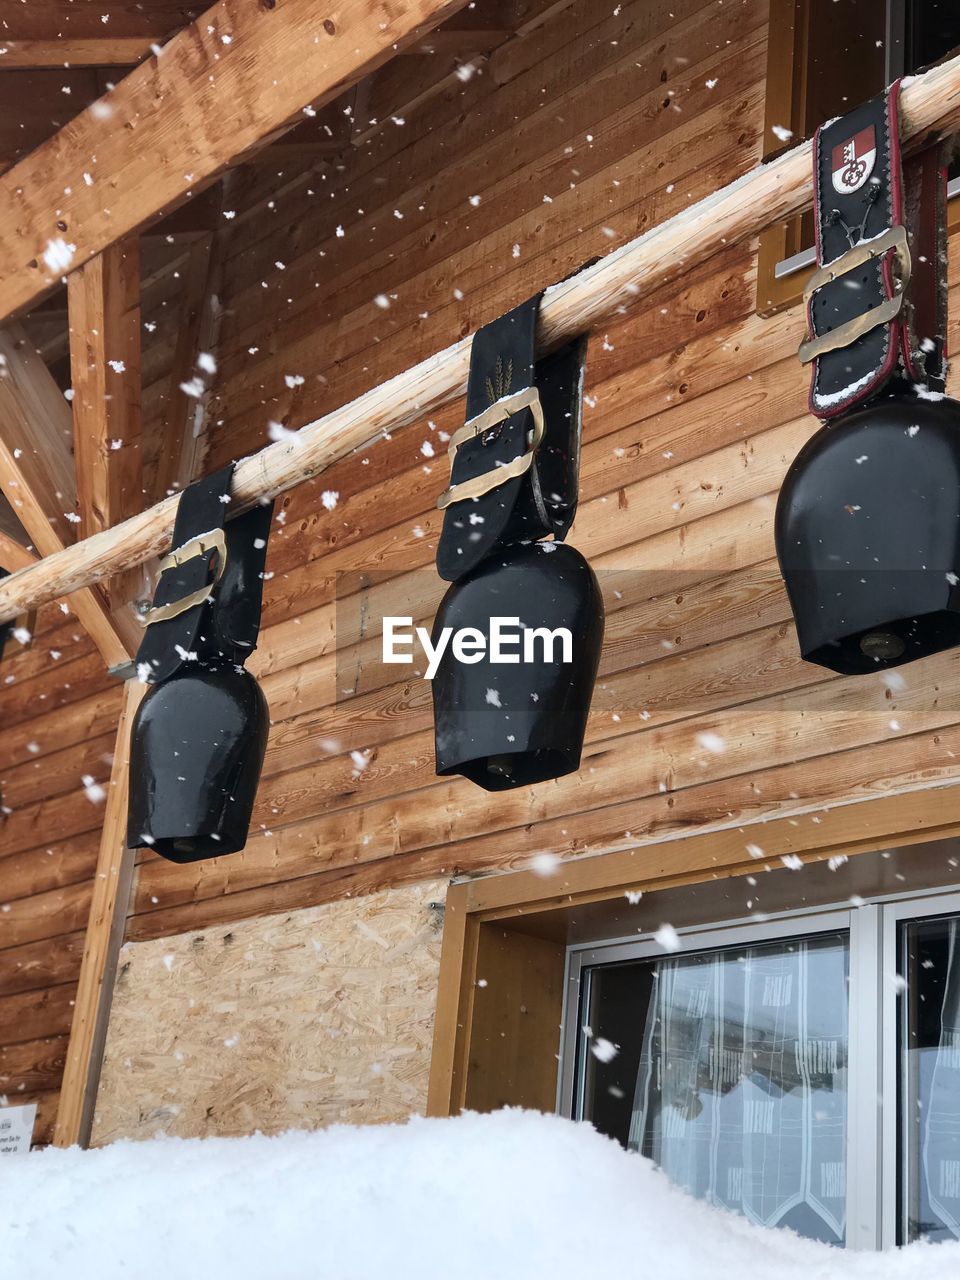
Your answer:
776,394 -> 960,674
127,662 -> 269,862
432,541 -> 604,790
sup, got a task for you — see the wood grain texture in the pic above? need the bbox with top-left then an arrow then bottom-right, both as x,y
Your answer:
0,0 -> 473,326
53,678 -> 144,1148
91,880 -> 447,1144
68,239 -> 143,604
4,35 -> 960,623
0,324 -> 139,664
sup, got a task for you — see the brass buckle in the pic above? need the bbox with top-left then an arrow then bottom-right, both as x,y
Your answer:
437,386 -> 545,511
141,528 -> 228,626
799,225 -> 912,365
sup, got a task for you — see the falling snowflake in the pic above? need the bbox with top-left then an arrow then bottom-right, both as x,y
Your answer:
530,852 -> 560,876
43,238 -> 76,274
82,775 -> 106,804
654,923 -> 682,952
590,1038 -> 619,1064
268,420 -> 299,444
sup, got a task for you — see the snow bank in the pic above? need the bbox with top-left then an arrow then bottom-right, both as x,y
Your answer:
1,1110 -> 954,1279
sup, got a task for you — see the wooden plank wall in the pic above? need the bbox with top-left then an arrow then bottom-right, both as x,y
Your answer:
7,0 -> 960,1138
0,606 -> 122,1144
121,0 -> 960,942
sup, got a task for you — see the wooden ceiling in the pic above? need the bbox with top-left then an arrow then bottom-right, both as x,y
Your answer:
0,3 -> 205,172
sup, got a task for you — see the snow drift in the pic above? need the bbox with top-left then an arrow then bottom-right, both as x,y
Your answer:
2,1109 -> 955,1279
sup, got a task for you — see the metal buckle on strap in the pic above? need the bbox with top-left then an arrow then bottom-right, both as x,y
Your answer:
141,528 -> 228,626
437,386 -> 545,511
799,225 -> 912,365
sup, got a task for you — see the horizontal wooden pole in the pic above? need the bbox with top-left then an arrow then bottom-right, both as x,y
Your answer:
1,54 -> 959,626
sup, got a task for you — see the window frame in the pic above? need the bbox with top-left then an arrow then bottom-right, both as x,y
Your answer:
558,886 -> 960,1251
758,0 -> 960,316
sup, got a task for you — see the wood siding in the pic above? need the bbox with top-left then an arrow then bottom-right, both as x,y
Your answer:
6,0 -> 960,1135
131,0 -> 960,937
0,606 -> 121,1143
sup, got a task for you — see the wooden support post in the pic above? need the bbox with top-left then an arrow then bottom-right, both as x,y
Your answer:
0,325 -> 140,664
53,678 -> 145,1149
68,238 -> 143,603
2,49 -> 960,624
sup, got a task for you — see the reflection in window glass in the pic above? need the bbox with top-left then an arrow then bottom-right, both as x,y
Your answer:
579,934 -> 849,1246
899,916 -> 960,1244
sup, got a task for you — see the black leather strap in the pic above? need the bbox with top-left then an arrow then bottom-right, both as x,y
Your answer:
436,295 -> 585,582
135,464 -> 273,683
805,81 -> 948,419
0,570 -> 10,663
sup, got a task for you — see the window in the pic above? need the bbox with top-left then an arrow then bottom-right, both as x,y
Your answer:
560,891 -> 960,1249
758,0 -> 960,315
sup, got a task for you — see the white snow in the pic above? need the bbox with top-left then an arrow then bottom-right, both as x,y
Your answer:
42,237 -> 76,274
1,1110 -> 952,1279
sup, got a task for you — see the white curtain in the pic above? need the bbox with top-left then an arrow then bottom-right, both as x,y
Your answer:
921,919 -> 960,1239
627,937 -> 847,1242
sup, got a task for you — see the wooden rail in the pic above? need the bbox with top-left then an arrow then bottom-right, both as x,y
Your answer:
1,51 -> 959,626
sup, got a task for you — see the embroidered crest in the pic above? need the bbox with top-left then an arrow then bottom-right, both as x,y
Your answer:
831,125 -> 877,195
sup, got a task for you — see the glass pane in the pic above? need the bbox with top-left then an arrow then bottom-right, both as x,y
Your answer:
907,0 -> 960,180
898,915 -> 960,1244
907,0 -> 960,72
804,0 -> 886,138
579,933 -> 849,1246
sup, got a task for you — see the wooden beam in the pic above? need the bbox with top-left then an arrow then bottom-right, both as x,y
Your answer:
0,38 -> 152,68
0,325 -> 139,663
68,239 -> 143,603
0,530 -> 37,574
155,235 -> 224,499
0,0 -> 472,325
2,49 -> 960,624
53,678 -> 144,1149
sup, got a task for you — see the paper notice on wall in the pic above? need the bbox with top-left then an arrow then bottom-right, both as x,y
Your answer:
0,1104 -> 37,1156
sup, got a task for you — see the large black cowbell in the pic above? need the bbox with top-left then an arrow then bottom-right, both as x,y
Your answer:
127,466 -> 273,862
432,294 -> 603,790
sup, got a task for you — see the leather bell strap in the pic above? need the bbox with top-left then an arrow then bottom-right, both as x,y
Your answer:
435,293 -> 585,582
0,569 -> 10,663
135,464 -> 274,684
803,80 -> 948,420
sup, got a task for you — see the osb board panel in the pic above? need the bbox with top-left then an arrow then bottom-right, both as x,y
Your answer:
91,880 -> 448,1144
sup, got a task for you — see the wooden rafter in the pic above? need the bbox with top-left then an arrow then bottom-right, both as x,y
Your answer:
0,0 -> 472,325
53,678 -> 144,1149
0,325 -> 139,664
2,46 -> 960,628
68,238 -> 143,604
